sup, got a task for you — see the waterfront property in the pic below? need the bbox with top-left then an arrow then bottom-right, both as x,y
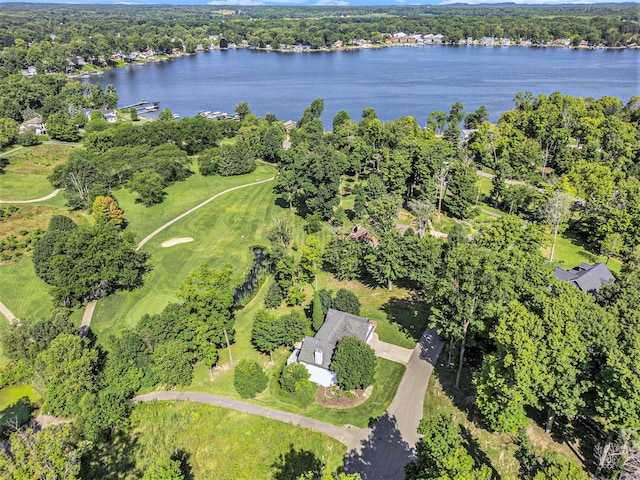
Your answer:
288,309 -> 376,386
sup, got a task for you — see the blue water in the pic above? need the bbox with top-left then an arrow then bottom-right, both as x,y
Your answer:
86,46 -> 639,125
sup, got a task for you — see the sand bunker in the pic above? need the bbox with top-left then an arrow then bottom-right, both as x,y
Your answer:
161,237 -> 194,247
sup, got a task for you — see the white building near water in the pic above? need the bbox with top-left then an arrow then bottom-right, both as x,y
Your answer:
287,309 -> 376,387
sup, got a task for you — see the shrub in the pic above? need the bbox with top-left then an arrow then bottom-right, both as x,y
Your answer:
279,363 -> 317,408
331,336 -> 376,391
332,288 -> 361,316
233,359 -> 268,399
304,212 -> 323,234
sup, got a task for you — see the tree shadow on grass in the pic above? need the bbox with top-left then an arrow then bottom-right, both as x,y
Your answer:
171,448 -> 194,480
381,295 -> 430,342
271,444 -> 324,480
80,429 -> 140,480
0,396 -> 36,438
344,412 -> 414,480
460,425 -> 501,479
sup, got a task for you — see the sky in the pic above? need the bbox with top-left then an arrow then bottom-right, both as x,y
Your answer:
3,0 -> 637,5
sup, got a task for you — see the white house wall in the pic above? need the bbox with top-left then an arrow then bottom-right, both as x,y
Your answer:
300,361 -> 336,387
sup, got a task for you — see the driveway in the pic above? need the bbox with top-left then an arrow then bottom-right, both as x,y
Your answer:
344,327 -> 444,479
369,333 -> 413,365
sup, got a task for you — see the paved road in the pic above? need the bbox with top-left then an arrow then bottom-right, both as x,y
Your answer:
344,328 -> 444,479
0,188 -> 62,204
134,391 -> 362,446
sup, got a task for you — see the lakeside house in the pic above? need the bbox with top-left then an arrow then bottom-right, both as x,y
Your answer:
554,262 -> 614,293
287,309 -> 376,387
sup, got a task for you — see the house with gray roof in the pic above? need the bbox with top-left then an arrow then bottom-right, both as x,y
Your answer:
287,308 -> 375,386
554,262 -> 614,293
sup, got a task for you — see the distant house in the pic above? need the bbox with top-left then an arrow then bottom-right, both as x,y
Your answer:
554,262 -> 614,293
21,66 -> 37,76
349,225 -> 380,246
287,309 -> 376,386
19,117 -> 46,135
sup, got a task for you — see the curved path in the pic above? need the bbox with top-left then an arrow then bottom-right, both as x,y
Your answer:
136,176 -> 274,251
79,176 -> 275,336
135,328 -> 444,479
0,188 -> 63,204
134,391 -> 362,446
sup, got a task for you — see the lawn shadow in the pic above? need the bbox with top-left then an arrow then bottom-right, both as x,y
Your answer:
460,425 -> 501,479
80,429 -> 141,480
344,412 -> 414,480
381,294 -> 430,342
171,448 -> 194,480
0,396 -> 36,438
550,415 -> 602,475
271,444 -> 324,480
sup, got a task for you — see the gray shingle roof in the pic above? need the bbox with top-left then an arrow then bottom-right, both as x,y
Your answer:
554,263 -> 615,292
298,309 -> 370,370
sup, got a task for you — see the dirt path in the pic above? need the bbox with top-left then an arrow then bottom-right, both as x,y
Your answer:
0,188 -> 62,204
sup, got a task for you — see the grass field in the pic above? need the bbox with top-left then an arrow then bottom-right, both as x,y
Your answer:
112,162 -> 277,244
121,401 -> 346,479
91,173 -> 289,343
544,229 -> 622,274
0,384 -> 40,435
0,144 -> 76,200
0,258 -> 52,322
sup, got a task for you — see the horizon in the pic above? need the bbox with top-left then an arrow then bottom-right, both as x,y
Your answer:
1,0 -> 638,6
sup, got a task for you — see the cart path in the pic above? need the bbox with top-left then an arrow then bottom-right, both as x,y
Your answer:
0,188 -> 62,204
134,327 -> 444,479
0,299 -> 18,324
78,176 -> 275,336
135,176 -> 275,251
133,391 -> 362,446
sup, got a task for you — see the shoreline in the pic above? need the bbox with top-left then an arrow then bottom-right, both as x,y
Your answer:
67,41 -> 638,79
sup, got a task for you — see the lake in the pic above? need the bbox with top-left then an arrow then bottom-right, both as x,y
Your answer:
85,46 -> 639,125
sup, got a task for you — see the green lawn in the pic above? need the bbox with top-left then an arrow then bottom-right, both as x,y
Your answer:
91,174 -> 292,344
0,384 -> 40,435
113,163 -> 277,244
115,401 -> 347,479
544,230 -> 622,274
0,144 -> 76,200
0,258 -> 52,322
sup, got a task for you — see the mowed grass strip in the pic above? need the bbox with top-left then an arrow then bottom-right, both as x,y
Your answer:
1,144 -> 75,200
91,177 -> 285,343
128,401 -> 346,479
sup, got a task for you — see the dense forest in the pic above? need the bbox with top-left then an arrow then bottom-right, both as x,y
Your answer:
0,4 -> 638,76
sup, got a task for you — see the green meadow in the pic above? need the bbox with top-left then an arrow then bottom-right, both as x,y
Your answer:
0,144 -> 76,200
120,401 -> 346,479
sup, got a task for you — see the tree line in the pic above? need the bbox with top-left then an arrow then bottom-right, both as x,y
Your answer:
0,4 -> 638,76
